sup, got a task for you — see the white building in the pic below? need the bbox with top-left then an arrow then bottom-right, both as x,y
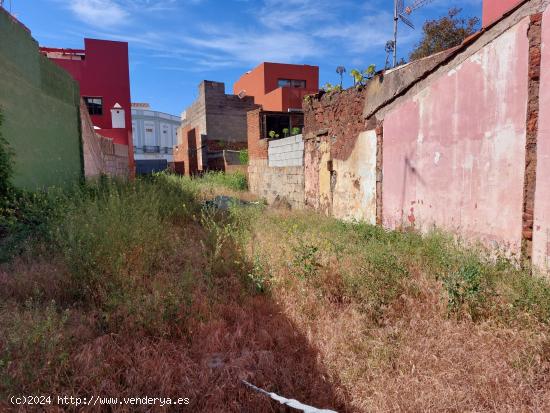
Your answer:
131,103 -> 180,174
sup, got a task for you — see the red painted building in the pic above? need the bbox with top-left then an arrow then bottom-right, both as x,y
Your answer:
234,62 -> 319,112
40,38 -> 134,170
482,0 -> 524,27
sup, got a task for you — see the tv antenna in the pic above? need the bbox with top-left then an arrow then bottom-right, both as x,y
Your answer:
392,0 -> 435,67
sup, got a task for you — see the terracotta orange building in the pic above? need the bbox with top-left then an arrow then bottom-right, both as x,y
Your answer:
233,62 -> 319,112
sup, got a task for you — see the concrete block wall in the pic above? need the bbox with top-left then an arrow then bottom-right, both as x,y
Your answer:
175,81 -> 258,175
268,135 -> 304,167
248,159 -> 305,208
204,81 -> 258,144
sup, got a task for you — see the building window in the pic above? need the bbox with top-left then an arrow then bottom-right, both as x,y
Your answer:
83,97 -> 103,116
145,128 -> 153,133
291,79 -> 306,88
277,79 -> 291,88
277,79 -> 306,89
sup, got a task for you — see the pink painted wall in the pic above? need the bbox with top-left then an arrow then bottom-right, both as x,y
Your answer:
382,18 -> 530,254
533,8 -> 550,271
482,0 -> 523,27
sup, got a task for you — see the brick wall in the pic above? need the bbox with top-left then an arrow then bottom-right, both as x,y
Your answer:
174,124 -> 203,175
175,81 -> 258,175
204,81 -> 257,143
247,108 -> 268,160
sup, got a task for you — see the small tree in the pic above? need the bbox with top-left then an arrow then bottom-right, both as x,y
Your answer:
350,65 -> 376,87
410,8 -> 480,61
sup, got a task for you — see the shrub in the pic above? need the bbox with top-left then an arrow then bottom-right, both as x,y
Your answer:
292,241 -> 320,280
239,149 -> 249,165
0,107 -> 14,198
442,256 -> 492,319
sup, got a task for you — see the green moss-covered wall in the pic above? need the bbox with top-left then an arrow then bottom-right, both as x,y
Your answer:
0,9 -> 83,190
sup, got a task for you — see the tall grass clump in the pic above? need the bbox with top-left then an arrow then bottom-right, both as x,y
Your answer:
52,175 -> 199,306
200,171 -> 248,191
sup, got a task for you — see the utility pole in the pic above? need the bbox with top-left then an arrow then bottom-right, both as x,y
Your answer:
392,0 -> 434,67
393,0 -> 398,68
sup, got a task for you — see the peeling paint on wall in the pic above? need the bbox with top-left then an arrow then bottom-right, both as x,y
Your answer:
332,130 -> 377,224
318,141 -> 332,215
382,18 -> 530,255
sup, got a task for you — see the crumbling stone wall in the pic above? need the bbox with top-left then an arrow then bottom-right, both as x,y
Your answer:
302,87 -> 375,219
303,88 -> 368,160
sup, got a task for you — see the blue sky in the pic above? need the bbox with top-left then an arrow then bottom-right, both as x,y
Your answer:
11,0 -> 481,115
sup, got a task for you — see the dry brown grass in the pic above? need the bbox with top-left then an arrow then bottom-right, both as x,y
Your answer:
249,209 -> 550,412
1,177 -> 550,412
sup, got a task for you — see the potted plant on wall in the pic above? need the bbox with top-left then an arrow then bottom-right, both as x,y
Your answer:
268,130 -> 280,140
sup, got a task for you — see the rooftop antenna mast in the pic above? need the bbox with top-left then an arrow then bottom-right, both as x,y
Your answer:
393,0 -> 435,67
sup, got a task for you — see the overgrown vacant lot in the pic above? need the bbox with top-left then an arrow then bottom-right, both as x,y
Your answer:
1,172 -> 549,412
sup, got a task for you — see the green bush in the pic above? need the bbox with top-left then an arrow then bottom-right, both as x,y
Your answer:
442,256 -> 492,319
0,108 -> 14,198
239,149 -> 249,165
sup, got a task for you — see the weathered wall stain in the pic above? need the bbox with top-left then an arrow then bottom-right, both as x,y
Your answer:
331,130 -> 377,223
381,18 -> 530,255
252,0 -> 550,273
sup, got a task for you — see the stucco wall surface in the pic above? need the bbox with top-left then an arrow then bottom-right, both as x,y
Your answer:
382,18 -> 530,254
0,9 -> 83,190
533,7 -> 550,271
332,130 -> 377,224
